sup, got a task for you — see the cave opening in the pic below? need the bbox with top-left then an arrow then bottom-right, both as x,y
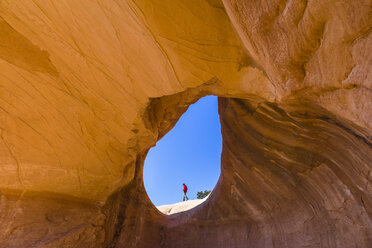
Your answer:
143,95 -> 222,215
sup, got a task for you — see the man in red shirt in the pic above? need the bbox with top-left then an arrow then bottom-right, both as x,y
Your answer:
182,183 -> 189,201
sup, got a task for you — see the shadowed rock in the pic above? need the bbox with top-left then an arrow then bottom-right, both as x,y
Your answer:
0,0 -> 371,247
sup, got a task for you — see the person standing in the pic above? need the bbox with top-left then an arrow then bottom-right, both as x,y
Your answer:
182,183 -> 189,201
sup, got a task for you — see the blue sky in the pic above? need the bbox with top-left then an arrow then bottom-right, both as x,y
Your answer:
143,95 -> 222,206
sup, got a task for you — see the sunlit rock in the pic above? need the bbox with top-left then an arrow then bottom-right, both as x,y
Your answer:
0,0 -> 370,247
157,198 -> 208,215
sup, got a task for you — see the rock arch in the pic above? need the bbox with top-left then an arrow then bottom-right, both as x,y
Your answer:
0,0 -> 371,247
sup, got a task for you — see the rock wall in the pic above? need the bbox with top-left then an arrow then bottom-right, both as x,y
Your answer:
0,0 -> 371,247
0,190 -> 105,247
101,97 -> 372,248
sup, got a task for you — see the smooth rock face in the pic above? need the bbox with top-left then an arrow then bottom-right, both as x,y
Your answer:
157,198 -> 208,215
0,191 -> 105,248
0,0 -> 371,247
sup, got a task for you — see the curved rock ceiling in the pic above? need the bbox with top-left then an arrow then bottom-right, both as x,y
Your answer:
0,0 -> 371,247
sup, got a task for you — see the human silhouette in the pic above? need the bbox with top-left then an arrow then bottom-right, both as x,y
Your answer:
182,183 -> 188,201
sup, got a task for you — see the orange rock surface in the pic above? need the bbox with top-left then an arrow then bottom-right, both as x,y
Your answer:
0,0 -> 370,247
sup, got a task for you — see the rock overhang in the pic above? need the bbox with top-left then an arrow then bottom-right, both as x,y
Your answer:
0,0 -> 371,247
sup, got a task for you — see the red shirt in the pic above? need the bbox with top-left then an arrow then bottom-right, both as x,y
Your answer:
183,184 -> 188,193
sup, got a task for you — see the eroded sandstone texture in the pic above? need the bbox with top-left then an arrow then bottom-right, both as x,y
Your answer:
0,0 -> 371,247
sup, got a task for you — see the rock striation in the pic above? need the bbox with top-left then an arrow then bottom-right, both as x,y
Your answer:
0,0 -> 371,247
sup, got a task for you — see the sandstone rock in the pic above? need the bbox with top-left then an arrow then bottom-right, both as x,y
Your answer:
157,198 -> 208,215
0,0 -> 370,247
